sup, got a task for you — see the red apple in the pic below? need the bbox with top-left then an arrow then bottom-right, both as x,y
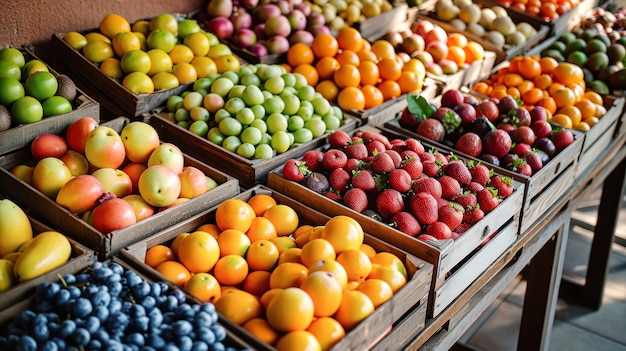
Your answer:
122,194 -> 155,222
122,162 -> 148,194
10,165 -> 34,185
31,134 -> 68,160
179,166 -> 209,199
138,165 -> 182,207
59,150 -> 89,176
91,195 -> 137,233
147,143 -> 185,174
424,27 -> 447,45
120,121 -> 160,164
426,41 -> 449,62
85,126 -> 126,169
91,168 -> 133,198
65,117 -> 99,153
32,157 -> 73,199
56,174 -> 105,214
413,20 -> 435,37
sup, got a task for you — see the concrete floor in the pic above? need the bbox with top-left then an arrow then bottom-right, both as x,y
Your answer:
458,186 -> 626,351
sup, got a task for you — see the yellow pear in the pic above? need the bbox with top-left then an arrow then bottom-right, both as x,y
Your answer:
13,231 -> 71,282
0,199 -> 33,257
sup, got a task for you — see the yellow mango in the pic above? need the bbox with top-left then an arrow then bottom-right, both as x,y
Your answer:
0,259 -> 16,292
0,199 -> 33,257
14,231 -> 71,282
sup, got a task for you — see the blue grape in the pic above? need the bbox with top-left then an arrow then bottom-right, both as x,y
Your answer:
128,316 -> 149,333
148,308 -> 163,328
174,303 -> 194,320
161,295 -> 179,312
55,289 -> 71,306
124,332 -> 145,347
150,282 -> 162,298
92,328 -> 110,342
209,342 -> 226,351
103,338 -> 125,351
92,288 -> 112,308
132,281 -> 151,299
197,327 -> 215,345
107,262 -> 124,275
70,327 -> 91,345
62,273 -> 77,284
76,273 -> 91,283
41,340 -> 59,351
87,339 -> 103,349
145,334 -> 166,349
92,261 -> 104,270
18,335 -> 37,351
93,305 -> 110,322
161,344 -> 180,351
177,335 -> 193,351
194,311 -> 213,329
51,337 -> 66,349
108,298 -> 123,314
59,319 -> 77,338
33,322 -> 49,341
140,296 -> 156,311
122,301 -> 133,314
67,285 -> 81,299
108,281 -> 124,296
192,341 -> 210,351
172,320 -> 193,337
210,324 -> 226,342
82,315 -> 101,334
125,271 -> 143,287
71,297 -> 93,318
43,282 -> 61,299
95,266 -> 114,282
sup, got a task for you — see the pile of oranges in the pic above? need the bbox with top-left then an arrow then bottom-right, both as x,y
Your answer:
472,56 -> 607,131
496,0 -> 580,21
144,194 -> 409,351
283,27 -> 427,112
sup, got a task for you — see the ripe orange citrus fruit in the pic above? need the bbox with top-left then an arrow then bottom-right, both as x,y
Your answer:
183,272 -> 221,303
177,230 -> 220,273
246,239 -> 280,271
216,198 -> 256,232
266,287 -> 315,332
300,271 -> 343,317
215,288 -> 262,325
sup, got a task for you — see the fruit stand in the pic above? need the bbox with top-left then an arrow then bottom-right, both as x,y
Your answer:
0,0 -> 625,350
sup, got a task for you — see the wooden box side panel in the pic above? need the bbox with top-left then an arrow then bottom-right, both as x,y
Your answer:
576,125 -> 616,180
581,96 -> 625,152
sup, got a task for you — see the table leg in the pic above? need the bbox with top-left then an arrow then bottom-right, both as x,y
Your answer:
518,218 -> 569,351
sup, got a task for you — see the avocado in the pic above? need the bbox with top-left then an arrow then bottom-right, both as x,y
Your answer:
55,74 -> 77,102
0,104 -> 11,132
608,68 -> 626,90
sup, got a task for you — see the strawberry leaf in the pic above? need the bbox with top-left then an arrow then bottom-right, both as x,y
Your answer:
407,94 -> 436,121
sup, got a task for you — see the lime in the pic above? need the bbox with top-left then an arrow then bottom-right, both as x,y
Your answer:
147,49 -> 173,76
82,40 -> 115,63
152,72 -> 180,90
585,38 -> 608,56
183,32 -> 210,57
205,32 -> 220,46
0,61 -> 21,80
22,59 -> 49,77
42,96 -> 72,117
0,77 -> 25,106
63,32 -> 88,50
131,20 -> 151,36
566,51 -> 587,67
564,38 -> 587,56
121,50 -> 151,74
0,48 -> 25,68
11,96 -> 43,124
25,71 -> 58,101
149,13 -> 178,35
123,72 -> 155,94
84,32 -> 111,44
147,29 -> 177,53
178,19 -> 201,40
557,32 -> 576,45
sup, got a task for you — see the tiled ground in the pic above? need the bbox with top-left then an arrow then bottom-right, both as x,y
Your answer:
457,187 -> 626,350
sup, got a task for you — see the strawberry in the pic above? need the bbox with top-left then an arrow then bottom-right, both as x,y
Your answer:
477,187 -> 500,213
352,170 -> 376,192
376,189 -> 405,220
454,192 -> 477,210
343,187 -> 368,213
405,138 -> 425,154
469,163 -> 491,186
390,211 -> 421,237
345,139 -> 368,160
371,152 -> 396,174
400,158 -> 423,180
400,150 -> 420,160
454,224 -> 472,235
437,197 -> 450,209
385,150 -> 402,168
466,181 -> 485,193
301,150 -> 325,172
444,160 -> 472,186
418,152 -> 436,163
325,191 -> 342,202
322,149 -> 348,170
366,140 -> 387,156
328,130 -> 351,148
422,160 -> 442,177
438,175 -> 461,200
390,139 -> 407,154
463,206 -> 485,225
551,129 -> 574,151
283,159 -> 310,182
512,142 -> 532,157
416,234 -> 438,242
329,168 -> 351,193
510,157 -> 532,176
524,151 -> 543,172
360,131 -> 392,149
388,169 -> 412,193
409,192 -> 438,225
425,221 -> 452,240
345,158 -> 365,173
432,152 -> 449,166
438,203 -> 464,231
488,175 -> 513,197
412,177 -> 443,199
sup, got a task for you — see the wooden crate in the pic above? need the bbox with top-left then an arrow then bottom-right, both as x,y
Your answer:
0,257 -> 256,350
0,117 -> 239,259
266,125 -> 524,318
48,33 -> 193,118
354,4 -> 417,42
0,215 -> 96,311
575,96 -> 625,179
120,185 -> 433,350
0,48 -> 100,156
384,119 -> 584,234
149,113 -> 357,189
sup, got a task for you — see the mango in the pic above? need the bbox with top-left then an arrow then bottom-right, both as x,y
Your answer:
0,199 -> 33,257
0,259 -> 16,292
13,231 -> 71,282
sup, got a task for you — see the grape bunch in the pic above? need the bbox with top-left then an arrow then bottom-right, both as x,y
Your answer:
0,261 -> 251,351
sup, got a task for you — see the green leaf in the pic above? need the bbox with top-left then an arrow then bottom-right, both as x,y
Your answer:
407,94 -> 436,121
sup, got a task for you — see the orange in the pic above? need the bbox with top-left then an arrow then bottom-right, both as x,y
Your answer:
358,60 -> 380,86
242,270 -> 272,296
403,58 -> 426,76
368,264 -> 407,293
557,105 -> 582,126
300,271 -> 343,317
269,262 -> 308,289
397,71 -> 422,94
378,80 -> 402,101
100,58 -> 123,79
307,317 -> 345,351
195,224 -> 220,238
144,244 -> 175,268
320,216 -> 364,254
311,33 -> 339,59
370,40 -> 395,60
308,226 -> 325,241
215,288 -> 262,325
316,80 -> 339,102
538,96 -> 557,115
246,239 -> 280,271
551,113 -> 573,128
583,91 -> 603,105
361,85 -> 384,110
260,288 -> 284,311
539,56 -> 559,74
336,249 -> 372,282
370,252 -> 408,278
446,46 -> 467,66
271,236 -> 297,254
216,198 -> 256,232
278,247 -> 303,265
242,318 -> 280,346
357,49 -> 378,62
247,193 -> 277,217
356,278 -> 393,308
316,56 -> 341,80
464,41 -> 485,63
553,62 -> 584,85
551,86 -> 576,109
214,254 -> 249,286
533,74 -> 553,90
575,99 -> 597,120
522,87 -> 545,105
336,27 -> 363,52
377,58 -> 402,81
333,64 -> 361,88
503,73 -> 524,87
308,259 -> 349,290
517,57 -> 541,80
217,229 -> 251,257
575,121 -> 591,131
177,231 -> 220,273
359,244 -> 377,258
472,81 -> 491,96
337,86 -> 365,111
184,272 -> 221,303
266,287 -> 315,332
334,290 -> 375,330
155,260 -> 191,286
246,217 -> 278,242
169,44 -> 195,64
275,330 -> 322,351
335,50 -> 360,66
99,13 -> 131,39
293,63 -> 319,87
300,238 -> 337,268
288,43 -> 315,67
191,56 -> 218,79
170,232 -> 190,259
518,80 -> 534,95
263,204 -> 299,237
112,32 -> 141,57
447,33 -> 468,48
